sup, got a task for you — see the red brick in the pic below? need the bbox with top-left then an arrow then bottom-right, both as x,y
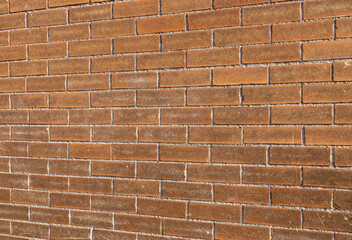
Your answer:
304,39 -> 352,60
51,193 -> 90,210
50,58 -> 89,74
188,87 -> 240,106
91,19 -> 135,38
336,18 -> 352,38
189,8 -> 240,30
0,142 -> 27,156
272,229 -> 333,240
138,162 -> 185,180
162,30 -> 212,51
139,126 -> 186,143
303,0 -> 352,19
163,219 -> 212,239
334,190 -> 352,210
30,175 -> 68,191
51,226 -> 91,240
114,179 -> 160,196
114,108 -> 159,125
93,126 -> 136,142
115,214 -> 161,234
71,177 -> 112,194
271,106 -> 333,124
160,69 -> 211,88
138,14 -> 185,34
303,210 -> 352,232
0,45 -> 26,62
68,74 -> 109,91
11,28 -> 47,45
71,211 -> 113,229
162,182 -> 212,200
0,78 -> 25,92
28,9 -> 68,27
0,204 -> 29,220
216,224 -> 270,240
91,91 -> 135,107
92,195 -> 136,213
50,24 -> 90,41
70,4 -> 112,23
161,0 -> 211,13
137,89 -> 185,106
188,164 -> 240,183
189,202 -> 241,222
70,109 -> 111,125
69,39 -> 112,57
50,160 -> 90,176
303,168 -> 352,189
113,144 -> 158,161
139,198 -> 186,218
92,161 -> 135,178
28,76 -> 66,92
160,145 -> 209,162
212,146 -> 267,164
214,107 -> 269,125
187,48 -> 239,67
243,3 -> 301,25
29,143 -> 67,158
137,52 -> 185,70
243,166 -> 301,185
114,35 -> 160,53
30,110 -> 68,125
335,148 -> 352,167
244,206 -> 301,227
0,13 -> 25,30
12,126 -> 48,141
161,108 -> 211,124
91,55 -> 135,73
306,126 -> 352,145
51,126 -> 90,141
303,84 -> 352,103
189,126 -> 241,144
29,42 -> 67,59
114,0 -> 159,18
70,143 -> 110,159
112,72 -> 158,89
31,208 -> 69,224
12,222 -> 49,239
49,0 -> 88,7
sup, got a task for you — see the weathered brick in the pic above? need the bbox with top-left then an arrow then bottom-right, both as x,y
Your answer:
115,214 -> 161,234
92,19 -> 135,38
91,55 -> 135,72
114,108 -> 159,125
49,58 -> 89,75
214,107 -> 269,125
29,142 -> 67,158
92,161 -> 135,178
303,210 -> 352,232
71,211 -> 113,229
0,172 -> 28,188
71,177 -> 112,194
0,63 -> 8,77
12,222 -> 49,239
161,0 -> 211,14
11,94 -> 48,108
244,127 -> 302,144
70,109 -> 111,125
162,182 -> 212,200
50,92 -> 89,108
0,32 -> 8,46
92,195 -> 136,213
138,14 -> 185,34
114,0 -> 158,18
214,0 -> 268,8
212,146 -> 267,164
28,76 -> 66,92
51,226 -> 91,240
31,208 -> 69,224
334,62 -> 352,81
139,198 -> 186,218
303,39 -> 352,60
306,127 -> 352,145
51,193 -> 90,209
0,13 -> 25,30
243,166 -> 301,185
29,42 -> 67,59
11,158 -> 48,174
138,162 -> 185,180
50,159 -> 90,176
113,144 -> 158,161
303,168 -> 352,189
10,61 -> 47,77
271,106 -> 333,124
163,219 -> 212,239
11,28 -> 48,45
69,144 -> 111,159
161,108 -> 211,124
50,24 -> 90,41
49,0 -> 88,7
12,126 -> 49,141
93,230 -> 136,240
215,224 -> 270,240
160,145 -> 209,162
114,35 -> 160,53
51,126 -> 90,141
303,0 -> 352,19
303,84 -> 352,103
335,148 -> 352,167
28,9 -> 68,27
189,8 -> 240,29
0,95 -> 9,109
139,126 -> 186,143
162,30 -> 212,51
189,126 -> 242,144
0,189 -> 10,202
334,190 -> 352,210
68,74 -> 109,91
0,78 -> 25,92
69,39 -> 112,57
0,46 -> 26,62
189,203 -> 240,222
91,91 -> 135,107
30,175 -> 68,191
188,164 -> 240,183
272,229 -> 333,240
112,72 -> 158,89
70,4 -> 112,23
137,52 -> 185,70
187,48 -> 239,67
336,18 -> 352,38
114,179 -> 159,196
0,204 -> 29,220
215,185 -> 270,204
160,70 -> 211,87
30,110 -> 68,125
137,89 -> 185,106
188,87 -> 240,106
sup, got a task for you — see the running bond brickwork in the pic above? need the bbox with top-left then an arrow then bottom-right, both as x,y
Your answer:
0,0 -> 351,239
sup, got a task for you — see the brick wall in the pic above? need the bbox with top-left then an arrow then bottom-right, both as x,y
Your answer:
0,0 -> 351,239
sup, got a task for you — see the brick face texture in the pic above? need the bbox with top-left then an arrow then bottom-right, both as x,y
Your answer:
0,0 -> 351,239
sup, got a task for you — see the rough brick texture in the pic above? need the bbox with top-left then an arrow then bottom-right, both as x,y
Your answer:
0,0 -> 351,239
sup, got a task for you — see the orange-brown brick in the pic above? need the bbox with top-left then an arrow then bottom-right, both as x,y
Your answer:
51,126 -> 90,142
161,0 -> 211,14
212,146 -> 267,164
137,52 -> 185,70
28,9 -> 68,27
215,224 -> 270,240
30,175 -> 68,191
91,55 -> 135,73
115,214 -> 161,234
0,95 -> 9,109
114,179 -> 160,196
303,168 -> 352,189
189,126 -> 242,144
69,4 -> 112,23
0,110 -> 27,124
70,177 -> 112,194
11,28 -> 48,45
29,143 -> 67,158
29,42 -> 67,59
244,127 -> 302,144
138,198 -> 186,218
137,89 -> 185,106
50,92 -> 89,108
334,190 -> 352,210
215,26 -> 270,46
189,202 -> 240,223
163,219 -> 212,239
214,107 -> 269,125
12,190 -> 49,206
303,84 -> 352,103
139,126 -> 186,143
93,126 -> 136,142
0,78 -> 25,93
30,110 -> 68,125
160,70 -> 211,87
161,108 -> 211,124
214,0 -> 268,8
303,39 -> 352,60
92,195 -> 136,213
70,109 -> 111,125
10,61 -> 47,77
49,0 -> 88,7
31,208 -> 69,224
303,0 -> 352,19
28,76 -> 66,92
71,211 -> 113,229
242,85 -> 301,104
188,87 -> 240,106
68,74 -> 109,91
0,32 -> 8,46
215,185 -> 270,204
114,108 -> 159,125
336,18 -> 352,38
114,0 -> 159,18
272,229 -> 333,240
11,157 -> 48,174
49,24 -> 90,42
0,172 -> 28,188
306,126 -> 352,145
187,48 -> 239,67
335,148 -> 352,167
12,222 -> 49,239
138,162 -> 185,180
69,39 -> 112,57
51,193 -> 90,210
137,14 -> 185,34
91,19 -> 135,38
91,91 -> 135,107
160,145 -> 209,162
334,62 -> 352,81
0,204 -> 29,220
11,94 -> 48,108
51,226 -> 91,240
0,46 -> 26,62
114,35 -> 160,53
92,161 -> 135,178
271,106 -> 333,124
303,210 -> 351,232
69,143 -> 110,159
0,13 -> 25,30
49,58 -> 89,75
188,164 -> 240,183
50,159 -> 90,176
93,230 -> 136,240
243,166 -> 301,185
162,182 -> 212,200
113,144 -> 158,161
12,126 -> 49,141
162,31 -> 212,51
0,0 -> 8,14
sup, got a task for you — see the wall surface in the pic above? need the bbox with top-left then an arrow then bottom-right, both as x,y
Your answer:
0,0 -> 351,239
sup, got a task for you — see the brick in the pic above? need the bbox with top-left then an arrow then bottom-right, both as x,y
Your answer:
0,158 -> 8,172
113,144 -> 158,160
160,69 -> 210,88
50,92 -> 89,108
188,48 -> 239,67
70,4 -> 112,23
29,42 -> 67,59
31,208 -> 69,224
303,168 -> 352,189
0,204 -> 29,220
272,187 -> 332,208
0,126 -> 9,140
31,175 -> 68,191
30,110 -> 68,125
0,32 -> 8,46
270,63 -> 331,83
70,144 -> 110,159
51,126 -> 90,141
336,234 -> 352,240
12,126 -> 48,141
273,20 -> 333,42
11,28 -> 48,45
162,182 -> 212,200
162,30 -> 212,51
137,89 -> 185,106
114,0 -> 159,18
335,148 -> 352,167
91,161 -> 133,178
270,147 -> 331,166
0,78 -> 25,93
139,126 -> 186,143
271,106 -> 333,124
243,3 -> 300,25
93,126 -> 136,142
160,145 -> 209,162
69,39 -> 112,57
28,76 -> 66,92
334,62 -> 352,81
162,0 -> 211,13
138,162 -> 185,180
28,9 -> 67,27
12,222 -> 49,239
51,193 -> 90,209
29,143 -> 67,158
0,13 -> 25,30
11,158 -> 47,173
243,43 -> 301,63
0,0 -> 8,14
189,126 -> 241,144
138,14 -> 185,34
137,52 -> 185,70
212,146 -> 267,164
304,39 -> 352,60
188,164 -> 240,183
92,195 -> 136,213
304,0 -> 352,19
303,210 -> 352,232
71,177 -> 112,194
336,105 -> 352,124
334,190 -> 352,210
114,179 -> 160,196
92,91 -> 135,107
50,160 -> 90,176
139,198 -> 186,218
304,84 -> 352,103
49,0 -> 88,7
68,74 -> 110,91
50,58 -> 89,74
189,8 -> 240,30
272,229 -> 333,240
50,24 -> 90,41
244,127 -> 302,144
0,63 -> 8,77
214,107 -> 269,124
244,206 -> 301,227
0,45 -> 26,62
114,108 -> 159,125
115,214 -> 161,234
214,0 -> 267,8
242,85 -> 301,104
114,35 -> 160,53
91,55 -> 135,72
0,189 -> 10,202
215,25 -> 270,46
306,127 -> 352,145
51,226 -> 91,240
215,224 -> 270,240
243,166 -> 301,185
163,219 -> 212,239
112,72 -> 157,89
92,19 -> 135,38
72,211 -> 113,229
12,189 -> 49,206
70,109 -> 111,125
188,88 -> 240,106
0,142 -> 27,156
11,61 -> 47,77
93,230 -> 136,240
189,203 -> 241,222
161,108 -> 211,124
0,95 -> 9,108
0,219 -> 10,234
0,110 -> 27,124
336,18 -> 352,38
214,67 -> 267,86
